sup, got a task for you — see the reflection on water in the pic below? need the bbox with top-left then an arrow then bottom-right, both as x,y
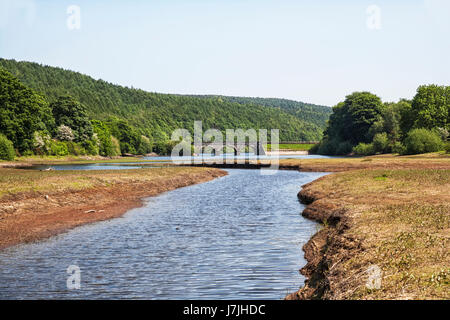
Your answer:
145,153 -> 333,162
0,169 -> 327,299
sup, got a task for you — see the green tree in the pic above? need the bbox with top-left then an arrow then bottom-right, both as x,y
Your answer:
0,68 -> 54,152
92,120 -> 114,156
411,85 -> 449,130
0,134 -> 15,160
403,128 -> 444,155
50,96 -> 93,142
316,92 -> 384,154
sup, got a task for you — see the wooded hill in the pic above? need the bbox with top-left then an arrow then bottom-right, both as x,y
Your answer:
187,95 -> 331,131
0,58 -> 330,142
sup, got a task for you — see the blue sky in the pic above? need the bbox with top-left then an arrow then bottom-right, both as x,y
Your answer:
0,0 -> 449,106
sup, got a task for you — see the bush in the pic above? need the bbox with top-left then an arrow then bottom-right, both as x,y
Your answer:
353,142 -> 375,156
335,141 -> 353,155
316,138 -> 338,155
0,134 -> 15,160
372,132 -> 389,153
137,135 -> 152,155
66,142 -> 87,156
82,140 -> 99,156
403,128 -> 444,155
308,143 -> 320,154
444,142 -> 450,154
392,141 -> 406,155
110,136 -> 121,156
48,140 -> 69,156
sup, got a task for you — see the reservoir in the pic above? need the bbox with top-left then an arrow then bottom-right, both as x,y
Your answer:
0,169 -> 326,299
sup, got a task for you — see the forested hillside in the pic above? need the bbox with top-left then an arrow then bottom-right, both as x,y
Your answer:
188,95 -> 331,130
0,58 -> 328,142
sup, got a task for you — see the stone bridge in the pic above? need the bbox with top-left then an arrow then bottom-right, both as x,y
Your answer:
199,142 -> 267,156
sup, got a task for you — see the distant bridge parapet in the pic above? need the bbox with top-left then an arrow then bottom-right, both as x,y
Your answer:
200,142 -> 266,156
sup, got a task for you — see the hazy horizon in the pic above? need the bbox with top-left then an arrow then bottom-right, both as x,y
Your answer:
1,0 -> 449,106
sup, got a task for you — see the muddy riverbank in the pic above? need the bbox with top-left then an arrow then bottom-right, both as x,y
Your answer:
286,167 -> 450,300
0,167 -> 226,250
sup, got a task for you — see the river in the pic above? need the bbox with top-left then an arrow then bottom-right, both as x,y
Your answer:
0,169 -> 327,299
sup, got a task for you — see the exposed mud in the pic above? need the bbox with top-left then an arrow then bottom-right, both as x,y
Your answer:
285,183 -> 363,300
0,168 -> 227,250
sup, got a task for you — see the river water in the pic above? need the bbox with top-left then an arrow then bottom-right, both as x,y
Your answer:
0,169 -> 326,299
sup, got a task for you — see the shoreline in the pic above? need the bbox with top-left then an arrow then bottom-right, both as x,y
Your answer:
1,153 -> 449,299
286,167 -> 449,300
0,167 -> 227,250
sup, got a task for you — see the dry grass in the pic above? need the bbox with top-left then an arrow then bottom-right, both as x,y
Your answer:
0,166 -> 212,200
278,152 -> 450,172
300,168 -> 449,299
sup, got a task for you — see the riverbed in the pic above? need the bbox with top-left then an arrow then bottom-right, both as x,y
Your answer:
0,169 -> 327,299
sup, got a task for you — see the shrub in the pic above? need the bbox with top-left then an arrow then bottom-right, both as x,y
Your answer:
392,141 -> 406,155
0,134 -> 15,160
49,140 -> 69,156
137,135 -> 152,155
33,131 -> 51,154
317,138 -> 338,155
403,128 -> 444,155
444,142 -> 450,154
56,125 -> 75,141
353,142 -> 375,156
308,143 -> 320,154
82,140 -> 99,156
66,142 -> 86,156
372,132 -> 389,153
335,141 -> 353,155
110,136 -> 121,156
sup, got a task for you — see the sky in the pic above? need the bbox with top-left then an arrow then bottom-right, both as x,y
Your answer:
0,0 -> 449,106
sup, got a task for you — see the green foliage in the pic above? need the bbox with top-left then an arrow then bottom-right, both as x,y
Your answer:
335,141 -> 353,155
105,118 -> 142,155
192,95 -> 332,130
0,68 -> 54,153
411,85 -> 449,130
316,138 -> 338,155
66,141 -> 87,156
92,120 -> 115,156
0,134 -> 15,160
445,142 -> 450,154
48,140 -> 69,156
50,96 -> 93,142
81,140 -> 99,156
403,128 -> 444,155
372,132 -> 390,153
392,141 -> 406,155
110,136 -> 121,156
0,58 -> 328,142
353,142 -> 375,156
325,92 -> 384,145
313,86 -> 449,156
137,135 -> 152,155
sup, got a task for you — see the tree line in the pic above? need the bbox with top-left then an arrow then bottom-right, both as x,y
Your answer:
0,68 -> 156,160
0,58 -> 331,157
311,86 -> 449,156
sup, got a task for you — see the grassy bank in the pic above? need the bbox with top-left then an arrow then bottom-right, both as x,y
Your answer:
277,153 -> 450,171
286,167 -> 449,300
0,155 -> 169,168
0,166 -> 226,249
